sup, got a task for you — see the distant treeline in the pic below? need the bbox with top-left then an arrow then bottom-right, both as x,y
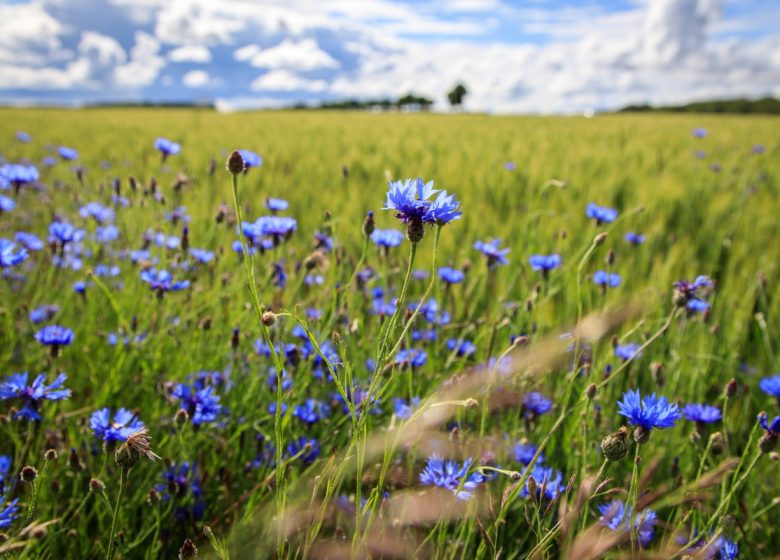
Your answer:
618,97 -> 780,115
293,94 -> 435,111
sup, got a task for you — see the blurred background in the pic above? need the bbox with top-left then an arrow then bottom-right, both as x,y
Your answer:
0,0 -> 778,114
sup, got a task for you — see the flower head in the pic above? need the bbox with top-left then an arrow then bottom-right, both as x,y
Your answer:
265,197 -> 287,212
617,389 -> 681,432
624,232 -> 645,245
371,228 -> 404,248
90,408 -> 145,442
529,254 -> 561,274
0,239 -> 28,268
758,375 -> 780,398
523,391 -> 552,416
0,495 -> 20,528
758,412 -> 780,434
154,137 -> 180,158
615,343 -> 642,361
383,177 -> 461,230
58,146 -> 79,160
682,403 -> 722,424
140,269 -> 190,295
0,163 -> 39,189
0,372 -> 71,421
0,195 -> 14,212
293,399 -> 331,424
513,442 -> 542,465
520,464 -> 564,500
238,149 -> 262,169
586,203 -> 618,224
171,383 -> 222,426
35,325 -> 74,347
48,221 -> 85,246
438,266 -> 464,284
598,500 -> 657,548
593,270 -> 621,287
474,238 -> 509,268
419,454 -> 484,500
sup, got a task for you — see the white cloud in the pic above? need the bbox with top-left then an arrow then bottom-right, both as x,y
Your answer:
182,69 -> 209,87
114,31 -> 165,88
168,44 -> 211,62
248,39 -> 340,71
251,69 -> 327,92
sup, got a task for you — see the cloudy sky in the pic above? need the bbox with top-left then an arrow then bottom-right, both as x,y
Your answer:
1,0 -> 778,113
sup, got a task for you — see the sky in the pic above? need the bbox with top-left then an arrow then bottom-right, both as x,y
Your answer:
0,0 -> 778,113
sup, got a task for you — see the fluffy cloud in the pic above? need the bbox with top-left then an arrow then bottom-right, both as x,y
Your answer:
0,0 -> 777,112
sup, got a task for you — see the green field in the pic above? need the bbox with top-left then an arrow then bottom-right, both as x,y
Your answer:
0,108 -> 778,558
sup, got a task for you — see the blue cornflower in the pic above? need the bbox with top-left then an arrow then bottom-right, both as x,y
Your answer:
371,228 -> 404,248
171,383 -> 222,426
384,177 -> 438,225
586,203 -> 618,224
419,455 -> 484,500
189,248 -> 215,264
425,190 -> 463,225
687,299 -> 710,313
617,389 -> 681,441
682,403 -> 721,424
29,305 -> 59,324
393,397 -> 420,420
0,163 -> 39,190
79,202 -> 115,224
95,225 -> 120,244
758,412 -> 780,434
58,146 -> 79,160
94,264 -> 120,277
0,496 -> 20,528
0,239 -> 27,268
446,338 -> 476,357
394,348 -> 427,368
266,368 -> 293,392
157,462 -> 206,522
287,437 -> 319,465
692,128 -> 708,138
90,408 -> 144,442
673,275 -> 712,306
593,270 -> 621,288
314,231 -> 333,252
0,195 -> 14,212
759,375 -> 780,398
513,442 -> 542,465
140,269 -> 189,295
598,499 -> 657,548
16,131 -> 30,142
154,137 -> 180,159
48,221 -> 85,246
34,325 -> 74,348
520,464 -> 564,500
474,238 -> 510,268
529,254 -> 562,275
165,207 -> 190,225
615,343 -> 642,361
265,197 -> 287,212
238,149 -> 262,169
15,232 -> 44,251
625,232 -> 645,245
293,399 -> 331,424
438,266 -> 464,284
272,262 -> 287,288
0,455 -> 11,493
523,392 -> 552,416
0,372 -> 71,420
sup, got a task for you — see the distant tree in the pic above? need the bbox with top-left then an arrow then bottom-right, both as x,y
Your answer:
398,93 -> 433,112
447,83 -> 468,109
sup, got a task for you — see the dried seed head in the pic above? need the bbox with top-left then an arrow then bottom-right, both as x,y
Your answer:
594,232 -> 608,245
20,466 -> 38,483
115,427 -> 161,470
44,449 -> 58,462
89,478 -> 106,493
262,311 -> 277,326
709,431 -> 725,455
759,432 -> 778,454
585,383 -> 597,399
174,408 -> 189,426
724,378 -> 738,399
178,538 -> 198,559
601,426 -> 629,461
362,211 -> 375,237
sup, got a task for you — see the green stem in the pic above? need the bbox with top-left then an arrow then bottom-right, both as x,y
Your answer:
106,467 -> 128,560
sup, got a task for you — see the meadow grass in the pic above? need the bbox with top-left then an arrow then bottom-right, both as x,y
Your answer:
0,108 -> 778,558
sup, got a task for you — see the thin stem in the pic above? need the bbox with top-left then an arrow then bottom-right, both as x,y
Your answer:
106,467 -> 128,560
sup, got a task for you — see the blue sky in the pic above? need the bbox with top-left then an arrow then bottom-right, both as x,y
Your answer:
0,0 -> 778,113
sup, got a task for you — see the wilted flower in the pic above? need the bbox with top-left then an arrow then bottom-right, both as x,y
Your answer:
114,427 -> 161,469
